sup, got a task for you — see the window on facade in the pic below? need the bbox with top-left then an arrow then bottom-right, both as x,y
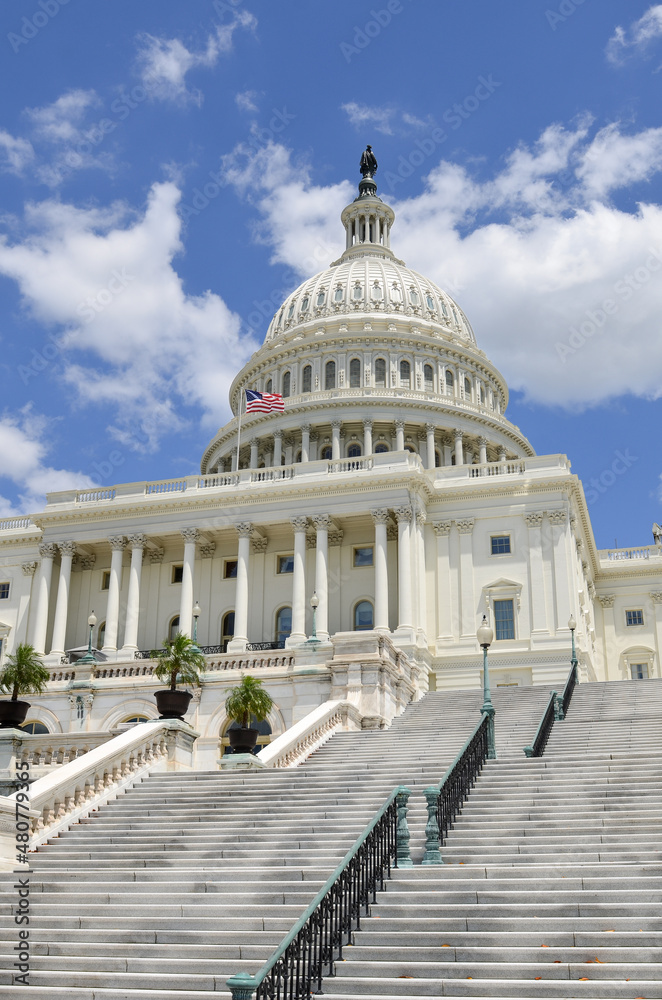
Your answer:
375,358 -> 386,386
172,565 -> 183,584
0,583 -> 9,600
445,370 -> 454,394
265,378 -> 273,394
493,600 -> 515,640
224,560 -> 238,579
101,571 -> 111,591
276,606 -> 292,646
282,371 -> 291,398
409,289 -> 419,306
334,287 -> 344,303
349,358 -> 361,388
317,291 -> 326,307
399,360 -> 411,387
347,444 -> 362,458
302,365 -> 312,393
97,621 -> 106,649
221,611 -> 234,652
21,721 -> 49,734
375,443 -> 389,453
491,536 -> 512,555
435,450 -> 442,467
321,445 -> 332,460
301,296 -> 309,312
426,294 -> 435,311
424,364 -> 434,391
287,302 -> 295,319
464,377 -> 472,399
354,600 -> 374,630
630,663 -> 649,680
121,715 -> 149,725
277,555 -> 294,574
325,360 -> 336,390
353,547 -> 373,567
626,610 -> 644,627
169,616 -> 180,642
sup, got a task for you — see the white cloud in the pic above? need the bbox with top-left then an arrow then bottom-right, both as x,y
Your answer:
221,125 -> 662,411
24,89 -> 111,187
0,130 -> 34,176
341,102 -> 396,136
0,407 -> 95,516
0,182 -> 257,452
607,5 -> 662,64
235,90 -> 259,113
27,89 -> 99,144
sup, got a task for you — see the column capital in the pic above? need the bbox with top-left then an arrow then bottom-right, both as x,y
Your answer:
79,554 -> 96,570
39,542 -> 58,560
22,561 -> 37,576
108,536 -> 127,552
524,512 -> 544,528
301,424 -> 311,434
127,533 -> 147,549
200,542 -> 216,558
312,513 -> 332,530
252,536 -> 268,553
235,522 -> 253,539
425,423 -> 435,434
273,429 -> 283,440
249,437 -> 259,447
394,505 -> 413,524
58,541 -> 77,557
363,418 -> 373,430
650,592 -> 662,605
498,446 -> 507,459
415,510 -> 427,526
148,547 -> 165,563
331,419 -> 342,430
453,428 -> 463,440
547,509 -> 567,525
477,435 -> 487,446
432,521 -> 452,536
456,518 -> 475,535
598,594 -> 615,609
291,516 -> 309,532
394,419 -> 405,431
180,528 -> 200,544
371,508 -> 390,525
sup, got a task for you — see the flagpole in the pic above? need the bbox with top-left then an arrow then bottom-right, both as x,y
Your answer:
235,385 -> 244,472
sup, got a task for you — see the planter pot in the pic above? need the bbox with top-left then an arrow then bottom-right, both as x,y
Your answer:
228,726 -> 259,754
154,689 -> 193,720
0,700 -> 30,729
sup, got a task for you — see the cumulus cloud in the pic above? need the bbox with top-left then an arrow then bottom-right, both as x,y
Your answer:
221,123 -> 662,410
24,89 -> 111,187
341,102 -> 396,135
0,182 -> 257,452
0,130 -> 34,176
0,407 -> 96,515
607,5 -> 662,64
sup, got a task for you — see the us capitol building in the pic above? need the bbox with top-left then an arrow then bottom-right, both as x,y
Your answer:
1,150 -> 660,763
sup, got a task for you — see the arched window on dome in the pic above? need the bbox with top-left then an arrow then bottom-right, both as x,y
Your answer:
374,358 -> 386,387
405,444 -> 416,454
390,284 -> 402,304
316,291 -> 326,308
435,449 -> 443,467
371,283 -> 383,301
97,620 -> 106,650
479,384 -> 484,405
265,378 -> 273,394
325,360 -> 336,390
300,296 -> 310,313
375,442 -> 389,454
354,600 -> 374,631
347,443 -> 362,458
275,606 -> 292,647
302,365 -> 312,393
221,611 -> 234,652
399,360 -> 411,388
353,284 -> 364,301
349,358 -> 361,388
464,376 -> 472,401
445,370 -> 454,395
287,302 -> 296,319
282,371 -> 291,398
333,286 -> 344,303
321,445 -> 332,460
424,364 -> 434,392
295,450 -> 302,463
409,288 -> 420,307
426,294 -> 435,312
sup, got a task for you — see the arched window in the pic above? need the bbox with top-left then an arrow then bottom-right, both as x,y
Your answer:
121,715 -> 149,726
295,450 -> 302,463
169,616 -> 180,642
375,443 -> 389,454
464,377 -> 472,400
221,716 -> 273,757
221,611 -> 234,652
405,444 -> 416,453
399,360 -> 411,388
435,450 -> 443,468
21,721 -> 49,734
302,365 -> 312,393
409,288 -> 420,307
334,286 -> 344,303
265,378 -> 273,394
374,358 -> 386,386
349,358 -> 361,388
325,360 -> 336,390
282,371 -> 291,398
347,443 -> 362,458
275,606 -> 292,647
97,621 -> 106,649
445,370 -> 454,395
321,445 -> 332,460
424,364 -> 434,391
354,600 -> 374,631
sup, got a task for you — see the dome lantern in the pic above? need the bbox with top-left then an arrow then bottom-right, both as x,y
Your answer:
340,146 -> 395,259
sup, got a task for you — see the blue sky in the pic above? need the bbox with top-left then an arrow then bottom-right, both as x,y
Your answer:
0,0 -> 660,549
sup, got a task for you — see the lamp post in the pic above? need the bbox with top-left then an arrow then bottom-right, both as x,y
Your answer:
78,611 -> 97,665
306,592 -> 320,645
477,615 -> 496,759
568,615 -> 578,670
191,601 -> 202,653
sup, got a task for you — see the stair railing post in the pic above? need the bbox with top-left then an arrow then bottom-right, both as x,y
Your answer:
554,692 -> 564,721
421,786 -> 444,865
395,786 -> 413,868
226,972 -> 258,1000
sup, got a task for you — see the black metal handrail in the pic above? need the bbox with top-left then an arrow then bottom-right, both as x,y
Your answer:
226,786 -> 411,999
561,659 -> 578,717
246,641 -> 286,651
523,689 -> 557,758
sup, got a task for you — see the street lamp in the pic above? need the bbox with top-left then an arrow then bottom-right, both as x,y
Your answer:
477,614 -> 496,759
78,611 -> 97,665
568,614 -> 578,669
306,592 -> 320,644
191,601 -> 202,653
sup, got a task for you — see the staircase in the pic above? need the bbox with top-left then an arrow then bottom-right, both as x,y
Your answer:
0,686 -> 551,998
326,679 -> 662,998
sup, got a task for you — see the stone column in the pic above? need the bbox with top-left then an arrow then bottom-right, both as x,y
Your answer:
432,522 -> 453,640
524,513 -> 547,634
288,517 -> 308,644
122,534 -> 147,652
649,592 -> 662,679
301,425 -> 311,463
454,429 -> 464,466
394,506 -> 414,633
32,543 -> 58,654
371,509 -> 390,632
179,528 -> 199,638
312,514 -> 331,640
273,430 -> 282,467
363,420 -> 373,457
228,523 -> 252,652
456,519 -> 475,637
478,436 -> 488,465
102,537 -> 126,652
415,510 -> 428,637
231,446 -> 238,472
425,424 -> 436,470
395,420 -> 405,452
331,420 -> 341,460
50,541 -> 77,655
249,439 -> 259,469
498,446 -> 507,463
598,594 -> 616,681
549,510 -> 572,632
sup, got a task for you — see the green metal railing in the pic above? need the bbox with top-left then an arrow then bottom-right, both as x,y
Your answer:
421,713 -> 490,866
523,689 -> 557,758
226,785 -> 412,1000
559,659 -> 578,719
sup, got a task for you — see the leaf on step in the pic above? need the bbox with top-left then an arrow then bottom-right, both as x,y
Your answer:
441,944 -> 450,947
578,977 -> 590,980
604,929 -> 615,932
534,976 -> 542,980
541,944 -> 549,948
554,960 -> 561,964
398,976 -> 415,979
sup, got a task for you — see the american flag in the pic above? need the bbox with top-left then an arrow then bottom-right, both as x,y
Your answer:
245,389 -> 285,414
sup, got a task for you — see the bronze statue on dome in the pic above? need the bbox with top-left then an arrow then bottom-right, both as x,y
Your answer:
360,145 -> 378,179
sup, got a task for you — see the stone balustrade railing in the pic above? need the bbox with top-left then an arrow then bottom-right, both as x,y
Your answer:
0,719 -> 198,870
599,545 -> 660,562
0,731 -> 116,793
258,700 -> 362,769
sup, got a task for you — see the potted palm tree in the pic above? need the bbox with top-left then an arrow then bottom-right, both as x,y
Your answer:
153,632 -> 205,719
0,643 -> 50,729
225,675 -> 274,754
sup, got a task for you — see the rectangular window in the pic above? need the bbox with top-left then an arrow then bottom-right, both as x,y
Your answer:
171,565 -> 183,584
101,571 -> 111,591
493,599 -> 515,640
0,583 -> 9,600
277,555 -> 294,574
224,560 -> 238,579
353,546 -> 374,567
625,609 -> 644,627
630,663 -> 649,680
491,536 -> 511,555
